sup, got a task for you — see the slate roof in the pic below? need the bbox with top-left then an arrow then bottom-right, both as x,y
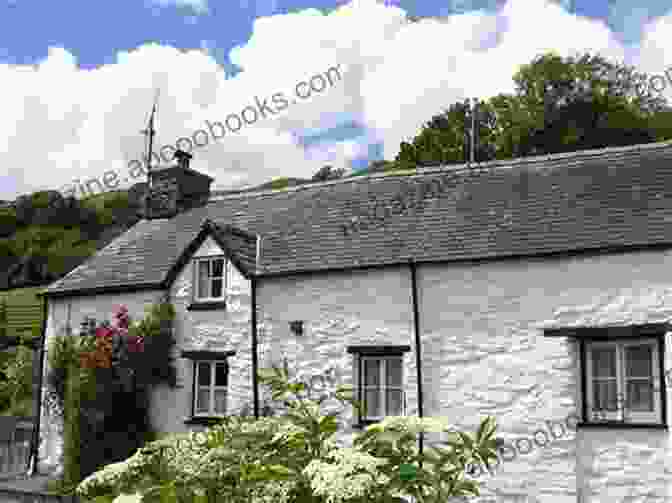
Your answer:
43,139 -> 672,298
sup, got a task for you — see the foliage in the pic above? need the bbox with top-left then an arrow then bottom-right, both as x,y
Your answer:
0,334 -> 35,415
63,361 -> 86,489
270,177 -> 290,190
129,302 -> 177,387
0,290 -> 41,415
312,165 -> 346,182
392,51 -> 672,170
47,302 -> 175,493
48,301 -> 176,412
0,299 -> 5,340
77,365 -> 498,503
46,326 -> 85,415
0,207 -> 18,231
30,191 -> 57,210
0,188 -> 141,291
81,191 -> 132,226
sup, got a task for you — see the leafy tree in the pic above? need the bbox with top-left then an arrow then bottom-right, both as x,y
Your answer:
312,165 -> 346,182
394,51 -> 672,168
505,52 -> 669,156
396,99 -> 498,168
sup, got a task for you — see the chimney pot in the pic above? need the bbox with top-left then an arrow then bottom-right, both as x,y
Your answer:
173,149 -> 193,170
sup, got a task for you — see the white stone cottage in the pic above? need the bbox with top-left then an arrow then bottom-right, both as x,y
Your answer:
36,140 -> 672,502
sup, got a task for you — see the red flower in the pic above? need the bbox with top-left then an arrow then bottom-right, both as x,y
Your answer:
96,326 -> 113,339
114,305 -> 130,329
127,336 -> 144,353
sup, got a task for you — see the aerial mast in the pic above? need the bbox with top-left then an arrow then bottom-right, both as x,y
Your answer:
141,89 -> 160,189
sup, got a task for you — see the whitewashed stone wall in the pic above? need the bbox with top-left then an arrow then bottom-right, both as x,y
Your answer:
256,267 -> 417,441
158,236 -> 254,433
38,289 -> 164,475
419,249 -> 672,503
38,239 -> 672,502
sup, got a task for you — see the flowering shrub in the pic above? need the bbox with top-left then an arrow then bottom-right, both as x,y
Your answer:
47,301 -> 176,494
78,306 -> 145,370
77,365 -> 498,503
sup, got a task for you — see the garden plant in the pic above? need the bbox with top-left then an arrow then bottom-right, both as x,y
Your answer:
46,301 -> 177,493
76,365 -> 499,503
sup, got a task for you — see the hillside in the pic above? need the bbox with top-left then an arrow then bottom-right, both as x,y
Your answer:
0,175 -> 323,294
0,188 -> 145,292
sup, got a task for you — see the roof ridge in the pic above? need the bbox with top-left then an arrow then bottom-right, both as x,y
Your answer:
207,140 -> 672,204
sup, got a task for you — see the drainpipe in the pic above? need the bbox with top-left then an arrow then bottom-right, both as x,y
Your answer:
409,261 -> 424,456
251,278 -> 259,419
28,294 -> 49,476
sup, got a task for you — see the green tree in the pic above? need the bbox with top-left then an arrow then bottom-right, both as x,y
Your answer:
312,165 -> 346,182
395,51 -> 672,167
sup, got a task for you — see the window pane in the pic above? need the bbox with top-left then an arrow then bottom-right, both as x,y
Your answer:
215,362 -> 227,386
386,358 -> 402,387
364,389 -> 382,418
198,362 -> 211,386
626,346 -> 652,378
627,380 -> 654,411
196,388 -> 209,413
386,389 -> 403,416
364,359 -> 381,387
211,259 -> 224,278
591,348 -> 616,378
198,262 -> 209,298
593,380 -> 618,410
211,279 -> 223,298
214,389 -> 226,414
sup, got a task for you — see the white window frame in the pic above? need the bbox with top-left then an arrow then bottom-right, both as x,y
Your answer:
585,337 -> 662,424
194,360 -> 228,417
359,355 -> 405,422
194,257 -> 228,301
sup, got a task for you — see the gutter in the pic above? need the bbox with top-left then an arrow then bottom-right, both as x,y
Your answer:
409,262 -> 424,456
251,278 -> 260,419
28,295 -> 49,476
251,235 -> 261,419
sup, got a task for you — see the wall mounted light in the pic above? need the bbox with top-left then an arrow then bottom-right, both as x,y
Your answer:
289,321 -> 304,337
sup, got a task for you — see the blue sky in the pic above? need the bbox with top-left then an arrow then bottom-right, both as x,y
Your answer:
0,0 -> 670,200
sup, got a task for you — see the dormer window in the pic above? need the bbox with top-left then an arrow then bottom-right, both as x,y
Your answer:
188,257 -> 229,310
196,257 -> 227,300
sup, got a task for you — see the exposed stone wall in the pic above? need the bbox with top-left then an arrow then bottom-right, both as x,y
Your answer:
161,236 -> 253,433
256,267 -> 416,442
38,242 -> 672,502
419,249 -> 672,503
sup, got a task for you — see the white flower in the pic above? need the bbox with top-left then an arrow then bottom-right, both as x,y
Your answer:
112,493 -> 142,503
249,480 -> 295,503
271,422 -> 307,443
303,447 -> 389,503
369,416 -> 455,434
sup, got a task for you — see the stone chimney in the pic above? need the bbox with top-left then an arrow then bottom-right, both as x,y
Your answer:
144,150 -> 214,219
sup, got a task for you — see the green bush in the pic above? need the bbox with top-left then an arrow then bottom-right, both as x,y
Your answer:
76,366 -> 498,503
47,302 -> 176,494
46,329 -> 85,414
0,239 -> 15,259
0,344 -> 34,411
31,191 -> 54,209
63,362 -> 84,488
0,207 -> 18,229
271,177 -> 290,190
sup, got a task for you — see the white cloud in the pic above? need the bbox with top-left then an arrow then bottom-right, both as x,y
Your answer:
1,0 -> 672,201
